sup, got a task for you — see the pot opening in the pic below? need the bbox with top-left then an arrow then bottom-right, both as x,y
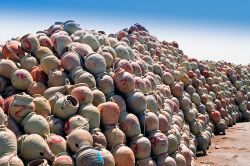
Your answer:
66,96 -> 78,106
28,159 -> 47,166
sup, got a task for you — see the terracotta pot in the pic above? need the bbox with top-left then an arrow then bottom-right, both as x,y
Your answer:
113,67 -> 135,94
91,128 -> 107,148
98,102 -> 120,126
119,111 -> 141,138
27,81 -> 47,96
2,41 -> 25,62
61,51 -> 82,72
111,144 -> 135,166
30,66 -> 48,84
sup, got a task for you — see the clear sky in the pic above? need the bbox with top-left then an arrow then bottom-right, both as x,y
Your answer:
0,0 -> 250,64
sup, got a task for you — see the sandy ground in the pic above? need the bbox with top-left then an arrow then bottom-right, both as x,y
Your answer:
195,122 -> 250,166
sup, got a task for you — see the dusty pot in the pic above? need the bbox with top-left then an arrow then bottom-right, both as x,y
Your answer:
98,147 -> 115,166
18,134 -> 54,161
78,104 -> 100,130
84,53 -> 107,76
100,51 -> 113,69
47,115 -> 65,137
107,94 -> 127,113
33,95 -> 51,117
61,51 -> 82,72
125,91 -> 147,115
27,81 -> 47,96
113,67 -> 135,94
53,95 -> 79,120
113,44 -> 130,60
64,115 -> 89,135
119,111 -> 141,138
136,157 -> 156,166
0,154 -> 24,166
146,95 -> 159,114
104,125 -> 126,150
98,102 -> 120,126
129,134 -> 151,159
111,144 -> 135,166
20,54 -> 39,72
113,59 -> 133,74
66,128 -> 93,153
21,112 -> 50,137
52,152 -> 75,166
9,93 -> 35,124
92,88 -> 106,107
44,86 -> 67,99
131,61 -> 142,76
70,68 -> 96,88
33,46 -> 53,61
158,113 -> 170,134
69,85 -> 93,105
155,153 -> 177,166
68,43 -> 93,59
11,69 -> 34,90
171,153 -> 187,166
0,125 -> 17,157
96,73 -> 115,96
76,146 -> 104,166
40,55 -> 61,75
148,130 -> 168,157
38,35 -> 53,50
48,69 -> 68,87
20,33 -> 40,53
79,33 -> 100,51
167,134 -> 178,155
46,134 -> 67,155
91,128 -> 107,148
139,111 -> 159,134
53,34 -> 72,57
64,20 -> 81,35
0,107 -> 7,125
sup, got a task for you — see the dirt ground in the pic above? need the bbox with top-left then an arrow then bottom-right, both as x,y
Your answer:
195,122 -> 250,166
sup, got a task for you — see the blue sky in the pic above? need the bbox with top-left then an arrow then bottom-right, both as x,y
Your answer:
0,0 -> 250,64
